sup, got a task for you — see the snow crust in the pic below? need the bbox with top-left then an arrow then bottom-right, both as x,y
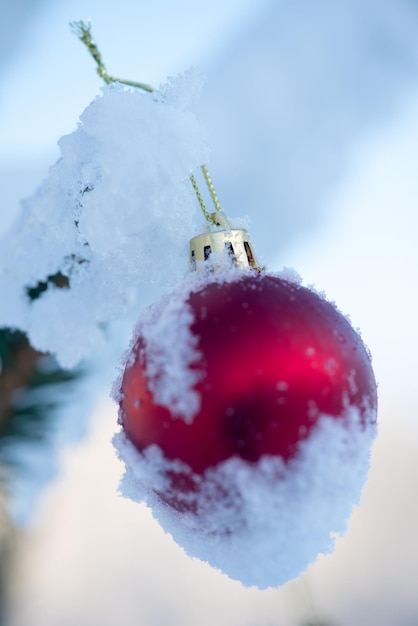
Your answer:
114,406 -> 376,589
130,289 -> 203,423
0,71 -> 208,367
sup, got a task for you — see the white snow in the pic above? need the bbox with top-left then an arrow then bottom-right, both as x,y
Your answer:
0,71 -> 209,525
0,72 -> 208,368
114,406 -> 376,589
131,288 -> 203,424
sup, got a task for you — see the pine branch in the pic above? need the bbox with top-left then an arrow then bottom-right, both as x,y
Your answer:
0,330 -> 43,435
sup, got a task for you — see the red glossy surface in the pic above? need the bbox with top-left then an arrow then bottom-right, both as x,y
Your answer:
121,274 -> 377,477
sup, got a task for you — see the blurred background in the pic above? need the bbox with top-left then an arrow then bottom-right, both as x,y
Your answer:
1,0 -> 418,624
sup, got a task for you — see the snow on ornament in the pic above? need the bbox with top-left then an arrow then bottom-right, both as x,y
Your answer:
114,166 -> 378,589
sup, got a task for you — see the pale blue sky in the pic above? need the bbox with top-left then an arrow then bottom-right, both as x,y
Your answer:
0,0 -> 272,158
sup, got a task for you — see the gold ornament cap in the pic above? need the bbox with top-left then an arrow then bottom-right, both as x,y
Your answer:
190,227 -> 259,271
189,165 -> 261,272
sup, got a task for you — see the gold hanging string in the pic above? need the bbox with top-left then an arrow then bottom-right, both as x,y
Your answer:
201,165 -> 231,228
190,174 -> 214,224
191,168 -> 231,229
201,165 -> 221,213
70,20 -> 154,93
70,20 -> 229,228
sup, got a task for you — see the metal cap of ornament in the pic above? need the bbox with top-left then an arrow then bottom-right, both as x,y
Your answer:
189,165 -> 260,272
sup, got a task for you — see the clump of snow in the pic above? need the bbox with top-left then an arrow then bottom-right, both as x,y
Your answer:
0,73 -> 208,367
277,266 -> 303,285
132,290 -> 204,424
114,406 -> 376,589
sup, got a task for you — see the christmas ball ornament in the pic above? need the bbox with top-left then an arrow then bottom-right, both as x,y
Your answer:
115,170 -> 377,588
70,24 -> 378,588
121,269 -> 376,499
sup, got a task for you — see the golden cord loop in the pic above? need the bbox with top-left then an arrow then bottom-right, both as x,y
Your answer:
69,20 -> 154,93
190,175 -> 214,225
201,165 -> 231,228
70,20 -> 227,227
190,167 -> 231,229
201,165 -> 221,214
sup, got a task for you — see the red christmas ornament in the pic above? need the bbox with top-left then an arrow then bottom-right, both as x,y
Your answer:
119,224 -> 377,515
